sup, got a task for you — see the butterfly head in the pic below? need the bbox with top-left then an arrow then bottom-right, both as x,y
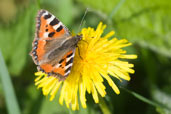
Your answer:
74,34 -> 82,41
70,34 -> 83,47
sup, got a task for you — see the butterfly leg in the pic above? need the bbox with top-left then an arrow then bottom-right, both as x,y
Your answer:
76,45 -> 83,60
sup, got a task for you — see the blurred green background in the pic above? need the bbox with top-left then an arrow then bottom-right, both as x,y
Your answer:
0,0 -> 171,114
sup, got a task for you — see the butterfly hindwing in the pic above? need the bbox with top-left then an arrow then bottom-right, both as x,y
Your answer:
53,50 -> 75,77
39,50 -> 75,79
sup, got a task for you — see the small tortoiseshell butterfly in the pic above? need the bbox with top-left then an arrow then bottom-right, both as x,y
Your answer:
30,9 -> 82,80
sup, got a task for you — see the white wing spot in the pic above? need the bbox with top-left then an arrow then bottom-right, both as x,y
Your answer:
47,15 -> 55,24
55,63 -> 61,68
43,32 -> 49,38
42,11 -> 48,17
53,22 -> 62,30
65,63 -> 73,70
66,53 -> 75,62
65,70 -> 71,76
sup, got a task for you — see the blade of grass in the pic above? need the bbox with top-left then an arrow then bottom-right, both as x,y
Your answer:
108,0 -> 126,19
106,0 -> 125,25
0,50 -> 21,114
121,87 -> 171,111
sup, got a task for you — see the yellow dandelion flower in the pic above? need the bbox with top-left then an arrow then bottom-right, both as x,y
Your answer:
34,22 -> 137,110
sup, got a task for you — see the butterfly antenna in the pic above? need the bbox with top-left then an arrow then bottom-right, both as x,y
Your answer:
77,8 -> 89,33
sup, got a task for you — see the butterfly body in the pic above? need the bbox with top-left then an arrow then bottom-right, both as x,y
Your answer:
30,9 -> 82,80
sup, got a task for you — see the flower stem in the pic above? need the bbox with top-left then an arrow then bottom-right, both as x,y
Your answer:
99,97 -> 111,114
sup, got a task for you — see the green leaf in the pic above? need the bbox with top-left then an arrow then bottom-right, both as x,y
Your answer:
114,0 -> 171,58
0,50 -> 21,114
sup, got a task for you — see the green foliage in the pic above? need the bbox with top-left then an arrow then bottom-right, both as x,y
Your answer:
0,0 -> 171,114
0,5 -> 37,76
0,51 -> 21,114
114,0 -> 171,58
121,87 -> 171,112
77,0 -> 114,14
153,89 -> 171,114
